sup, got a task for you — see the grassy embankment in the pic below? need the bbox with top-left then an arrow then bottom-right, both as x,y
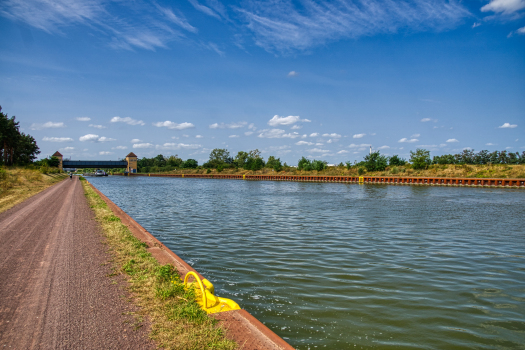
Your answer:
139,164 -> 525,179
0,167 -> 67,214
81,179 -> 236,350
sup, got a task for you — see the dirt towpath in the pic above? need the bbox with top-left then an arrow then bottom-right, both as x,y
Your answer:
0,177 -> 155,349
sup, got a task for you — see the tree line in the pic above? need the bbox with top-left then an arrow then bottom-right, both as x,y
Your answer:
0,107 -> 40,166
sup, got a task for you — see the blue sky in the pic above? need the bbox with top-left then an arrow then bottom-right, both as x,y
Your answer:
0,0 -> 523,165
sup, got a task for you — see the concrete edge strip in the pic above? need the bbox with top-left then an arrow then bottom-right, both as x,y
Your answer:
86,182 -> 294,350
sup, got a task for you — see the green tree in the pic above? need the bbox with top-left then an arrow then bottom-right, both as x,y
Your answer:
311,159 -> 327,171
182,159 -> 198,168
266,156 -> 282,172
234,151 -> 249,168
410,148 -> 431,170
167,155 -> 183,167
364,151 -> 388,171
297,157 -> 312,171
0,107 -> 40,166
208,148 -> 230,168
389,155 -> 406,166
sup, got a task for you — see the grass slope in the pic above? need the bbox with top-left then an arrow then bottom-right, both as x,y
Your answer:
81,179 -> 236,350
0,167 -> 67,214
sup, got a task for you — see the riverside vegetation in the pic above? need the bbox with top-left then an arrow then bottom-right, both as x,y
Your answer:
81,179 -> 236,350
0,167 -> 67,213
102,148 -> 525,179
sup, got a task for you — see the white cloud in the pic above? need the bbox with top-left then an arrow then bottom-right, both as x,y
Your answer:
76,117 -> 91,121
323,133 -> 341,138
348,143 -> 371,148
43,136 -> 73,142
481,0 -> 525,14
411,134 -> 420,138
188,0 -> 227,20
486,142 -> 496,146
446,138 -> 459,143
337,150 -> 349,154
421,118 -> 432,122
229,135 -> 239,138
156,143 -> 201,150
209,121 -> 248,129
131,139 -> 142,143
79,134 -> 115,142
99,151 -> 113,155
291,124 -> 302,130
309,133 -> 319,137
244,131 -> 254,136
296,141 -> 314,146
89,124 -> 106,129
133,143 -> 154,149
248,123 -> 256,130
238,0 -> 469,53
258,129 -> 301,138
154,121 -> 195,130
472,22 -> 481,28
498,122 -> 518,128
195,135 -> 203,138
30,121 -> 65,130
398,138 -> 419,143
113,146 -> 128,150
288,71 -> 298,77
111,116 -> 145,126
353,133 -> 366,139
377,145 -> 390,150
268,115 -> 311,126
516,26 -> 525,34
308,148 -> 329,153
316,143 -> 324,146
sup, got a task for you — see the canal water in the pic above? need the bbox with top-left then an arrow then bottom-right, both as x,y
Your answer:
88,176 -> 525,349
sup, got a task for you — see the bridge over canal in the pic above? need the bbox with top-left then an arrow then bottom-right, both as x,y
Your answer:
53,151 -> 138,173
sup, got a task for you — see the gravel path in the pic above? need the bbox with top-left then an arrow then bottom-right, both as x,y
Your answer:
0,177 -> 155,349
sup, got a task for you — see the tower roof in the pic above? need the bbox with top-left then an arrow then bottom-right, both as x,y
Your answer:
126,152 -> 137,158
52,151 -> 63,157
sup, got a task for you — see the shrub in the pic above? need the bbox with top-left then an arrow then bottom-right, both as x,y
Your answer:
358,167 -> 365,175
410,148 -> 431,170
364,151 -> 388,171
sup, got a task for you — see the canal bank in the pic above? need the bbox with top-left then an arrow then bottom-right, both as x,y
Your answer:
85,180 -> 294,350
115,172 -> 525,188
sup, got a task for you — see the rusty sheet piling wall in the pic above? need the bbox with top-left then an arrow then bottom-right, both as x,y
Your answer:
117,173 -> 525,188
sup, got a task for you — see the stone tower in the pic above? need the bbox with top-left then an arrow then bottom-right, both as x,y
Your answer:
52,151 -> 63,171
125,152 -> 138,173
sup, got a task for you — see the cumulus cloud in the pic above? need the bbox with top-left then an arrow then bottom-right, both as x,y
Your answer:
229,135 -> 239,138
195,135 -> 203,138
309,133 -> 319,137
377,145 -> 390,149
133,143 -> 154,149
398,138 -> 419,143
308,148 -> 330,153
156,143 -> 201,150
42,136 -> 73,142
79,134 -> 116,142
481,0 -> 525,14
337,150 -> 349,154
99,151 -> 113,155
113,146 -> 128,150
472,22 -> 481,28
498,122 -> 518,128
517,26 -> 525,34
89,124 -> 106,129
411,134 -> 420,138
111,116 -> 145,126
153,121 -> 195,130
421,118 -> 437,122
353,133 -> 366,138
209,121 -> 248,129
30,121 -> 65,130
288,71 -> 298,77
296,141 -> 314,145
258,129 -> 301,138
244,131 -> 254,136
291,124 -> 302,130
323,133 -> 341,138
446,138 -> 459,142
486,143 -> 496,146
131,139 -> 142,143
76,117 -> 91,121
348,143 -> 371,148
268,115 -> 311,126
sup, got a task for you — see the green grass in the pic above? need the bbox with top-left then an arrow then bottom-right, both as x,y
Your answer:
81,181 -> 236,350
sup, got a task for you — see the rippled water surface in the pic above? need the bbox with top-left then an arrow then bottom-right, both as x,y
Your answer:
89,176 -> 525,349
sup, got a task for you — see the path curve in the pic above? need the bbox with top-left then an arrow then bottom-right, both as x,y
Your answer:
0,177 -> 154,349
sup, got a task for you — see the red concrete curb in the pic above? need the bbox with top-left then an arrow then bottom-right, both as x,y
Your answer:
115,173 -> 525,188
86,181 -> 294,350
